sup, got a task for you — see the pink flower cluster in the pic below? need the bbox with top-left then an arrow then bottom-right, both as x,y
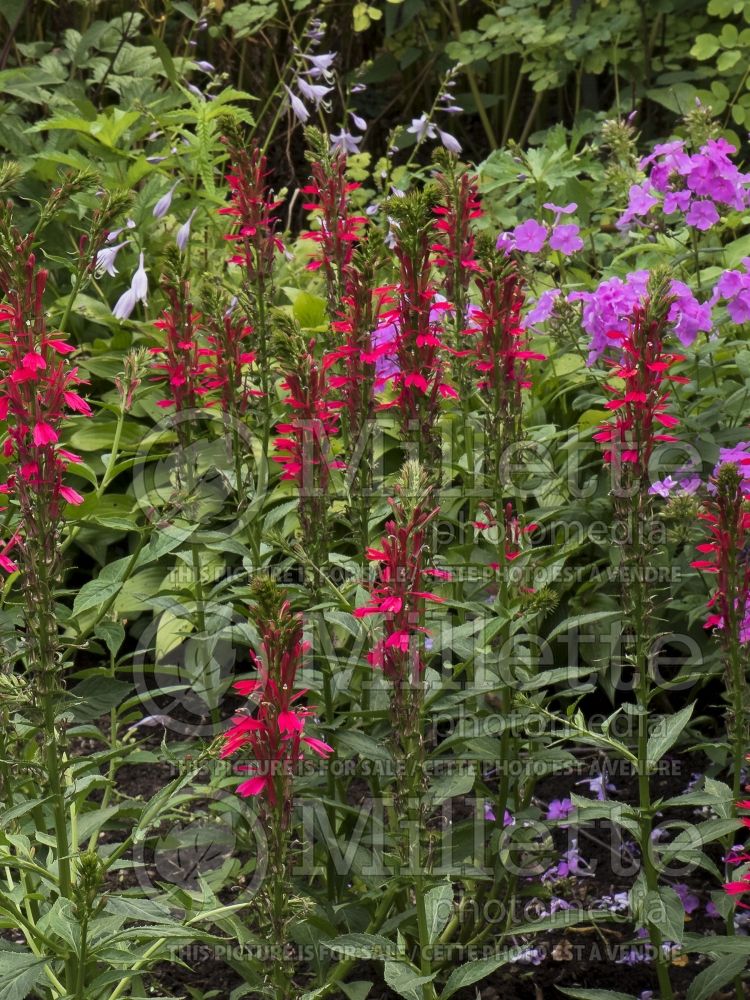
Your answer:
570,270 -> 711,364
498,203 -> 584,256
618,138 -> 750,232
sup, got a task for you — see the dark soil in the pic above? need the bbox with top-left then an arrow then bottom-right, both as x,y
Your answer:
135,743 -> 742,999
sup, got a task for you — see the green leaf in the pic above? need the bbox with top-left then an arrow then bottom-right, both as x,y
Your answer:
292,290 -> 327,328
72,579 -> 122,618
691,33 -> 720,59
544,610 -> 621,643
68,677 -> 133,721
322,933 -> 399,960
94,622 -> 126,657
645,886 -> 684,945
335,730 -> 393,763
441,955 -> 513,999
0,946 -> 46,1000
427,768 -> 475,805
646,703 -> 693,766
341,984 -> 373,1000
383,961 -> 435,1000
686,955 -> 747,1000
425,882 -> 454,944
150,34 -> 177,85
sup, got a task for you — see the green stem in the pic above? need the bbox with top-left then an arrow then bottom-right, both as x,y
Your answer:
59,266 -> 86,334
446,0 -> 497,149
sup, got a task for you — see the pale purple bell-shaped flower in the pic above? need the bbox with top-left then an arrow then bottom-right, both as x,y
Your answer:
176,209 -> 198,252
95,240 -> 130,277
153,181 -> 179,219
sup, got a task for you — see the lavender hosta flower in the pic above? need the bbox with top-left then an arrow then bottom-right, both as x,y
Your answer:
350,111 -> 367,132
106,219 -> 136,242
153,181 -> 179,219
483,802 -> 514,825
515,947 -> 544,966
284,85 -> 310,124
187,82 -> 211,100
705,900 -> 720,918
437,128 -> 461,154
303,51 -> 336,77
131,252 -> 148,303
549,223 -> 583,255
194,60 -> 215,73
350,82 -> 367,94
176,209 -> 198,252
407,114 -> 437,142
296,76 -> 333,107
330,130 -> 362,155
112,287 -> 138,321
95,240 -> 130,277
577,772 -> 615,801
512,218 -> 547,253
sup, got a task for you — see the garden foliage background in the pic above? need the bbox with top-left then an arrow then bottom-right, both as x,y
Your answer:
2,1 -> 750,999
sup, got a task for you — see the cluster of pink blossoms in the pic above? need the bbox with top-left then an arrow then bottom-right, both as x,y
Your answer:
618,137 -> 750,232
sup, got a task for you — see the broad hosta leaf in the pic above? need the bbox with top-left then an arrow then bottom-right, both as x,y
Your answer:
340,983 -> 373,1000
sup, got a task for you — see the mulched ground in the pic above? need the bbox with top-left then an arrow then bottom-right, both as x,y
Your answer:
4,704 -> 737,998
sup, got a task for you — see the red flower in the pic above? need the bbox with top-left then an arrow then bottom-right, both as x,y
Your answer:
202,309 -> 261,415
355,473 -> 445,683
467,263 -> 544,448
0,241 -> 91,570
301,148 -> 367,313
219,142 -> 284,281
592,296 -> 686,476
150,281 -> 209,412
691,462 -> 750,645
220,586 -> 332,814
431,164 -> 483,339
273,339 -> 344,488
